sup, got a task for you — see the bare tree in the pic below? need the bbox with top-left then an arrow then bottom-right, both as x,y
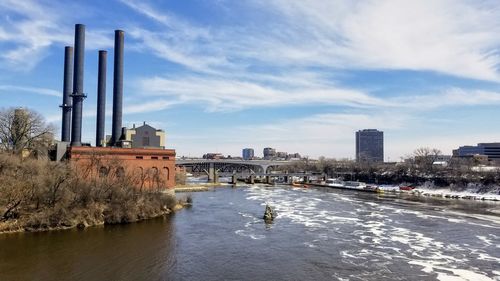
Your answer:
412,147 -> 442,173
0,107 -> 54,156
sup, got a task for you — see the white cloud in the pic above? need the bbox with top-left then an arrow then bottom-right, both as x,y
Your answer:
122,0 -> 500,81
119,0 -> 210,39
127,27 -> 225,73
0,84 -> 60,97
124,99 -> 177,113
0,0 -> 113,70
394,88 -> 500,109
133,75 -> 387,112
129,71 -> 500,113
251,0 -> 500,81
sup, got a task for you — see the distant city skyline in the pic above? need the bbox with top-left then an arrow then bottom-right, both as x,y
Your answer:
1,1 -> 500,160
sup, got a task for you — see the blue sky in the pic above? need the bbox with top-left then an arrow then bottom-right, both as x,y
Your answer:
1,0 -> 500,160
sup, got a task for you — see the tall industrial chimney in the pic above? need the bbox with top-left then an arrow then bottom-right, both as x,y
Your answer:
70,24 -> 86,146
96,50 -> 107,147
60,46 -> 73,142
110,30 -> 124,146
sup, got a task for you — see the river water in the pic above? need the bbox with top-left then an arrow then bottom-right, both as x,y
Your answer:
1,185 -> 499,281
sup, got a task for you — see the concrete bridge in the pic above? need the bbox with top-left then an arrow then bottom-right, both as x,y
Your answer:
176,159 -> 298,182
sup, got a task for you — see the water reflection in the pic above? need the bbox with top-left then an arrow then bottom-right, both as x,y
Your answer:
0,216 -> 176,281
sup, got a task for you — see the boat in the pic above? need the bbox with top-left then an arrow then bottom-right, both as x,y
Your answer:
344,181 -> 367,190
399,185 -> 415,191
291,182 -> 310,188
325,178 -> 345,187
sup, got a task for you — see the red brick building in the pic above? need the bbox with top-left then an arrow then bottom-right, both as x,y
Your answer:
68,146 -> 176,189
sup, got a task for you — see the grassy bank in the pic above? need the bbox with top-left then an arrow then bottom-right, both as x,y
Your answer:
0,153 -> 181,234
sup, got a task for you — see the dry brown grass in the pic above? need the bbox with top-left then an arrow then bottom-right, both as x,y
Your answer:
0,153 -> 177,233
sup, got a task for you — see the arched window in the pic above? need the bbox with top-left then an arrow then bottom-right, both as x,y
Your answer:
116,166 -> 125,178
163,166 -> 170,181
135,167 -> 144,186
151,167 -> 159,188
99,166 -> 109,178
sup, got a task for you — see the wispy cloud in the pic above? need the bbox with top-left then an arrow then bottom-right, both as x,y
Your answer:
119,0 -> 209,39
0,0 -> 113,70
0,84 -> 60,97
127,27 -> 225,73
394,88 -> 500,109
129,72 -> 500,113
124,99 -> 178,113
121,0 -> 500,81
132,75 -> 387,112
250,0 -> 500,81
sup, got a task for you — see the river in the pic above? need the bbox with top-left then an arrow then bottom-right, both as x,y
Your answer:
1,185 -> 499,281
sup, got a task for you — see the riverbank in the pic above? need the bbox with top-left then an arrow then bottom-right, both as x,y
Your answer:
174,182 -> 232,193
0,153 -> 189,235
175,186 -> 209,192
0,195 -> 192,235
291,182 -> 500,202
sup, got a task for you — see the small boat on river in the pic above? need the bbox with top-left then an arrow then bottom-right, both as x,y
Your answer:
399,185 -> 416,191
325,179 -> 375,192
344,181 -> 367,190
325,178 -> 345,187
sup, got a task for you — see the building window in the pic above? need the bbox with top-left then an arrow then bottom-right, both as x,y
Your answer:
162,156 -> 169,160
163,167 -> 170,180
136,156 -> 143,159
99,166 -> 109,178
143,136 -> 150,146
151,156 -> 158,160
151,167 -> 160,188
116,167 -> 125,178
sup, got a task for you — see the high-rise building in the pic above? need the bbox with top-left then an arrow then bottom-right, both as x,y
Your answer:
263,147 -> 276,160
242,148 -> 254,160
356,129 -> 384,162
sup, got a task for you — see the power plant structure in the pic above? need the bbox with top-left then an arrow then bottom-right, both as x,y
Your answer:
56,24 -> 176,190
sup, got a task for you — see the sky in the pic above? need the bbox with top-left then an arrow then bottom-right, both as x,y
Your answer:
1,0 -> 500,160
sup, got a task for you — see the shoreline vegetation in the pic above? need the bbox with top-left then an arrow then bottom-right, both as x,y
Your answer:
281,153 -> 500,194
0,153 -> 189,235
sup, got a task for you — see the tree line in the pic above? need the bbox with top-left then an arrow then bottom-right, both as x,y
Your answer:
284,148 -> 500,190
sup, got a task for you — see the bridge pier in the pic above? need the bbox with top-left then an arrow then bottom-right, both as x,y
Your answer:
303,175 -> 309,183
231,174 -> 237,185
265,175 -> 271,184
247,175 -> 255,184
207,163 -> 219,183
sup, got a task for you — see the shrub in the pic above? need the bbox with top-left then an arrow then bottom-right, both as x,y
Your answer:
0,152 -> 177,232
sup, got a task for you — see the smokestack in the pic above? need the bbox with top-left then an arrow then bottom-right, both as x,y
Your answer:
60,46 -> 73,142
121,127 -> 127,140
96,50 -> 107,147
110,30 -> 124,146
70,24 -> 86,146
